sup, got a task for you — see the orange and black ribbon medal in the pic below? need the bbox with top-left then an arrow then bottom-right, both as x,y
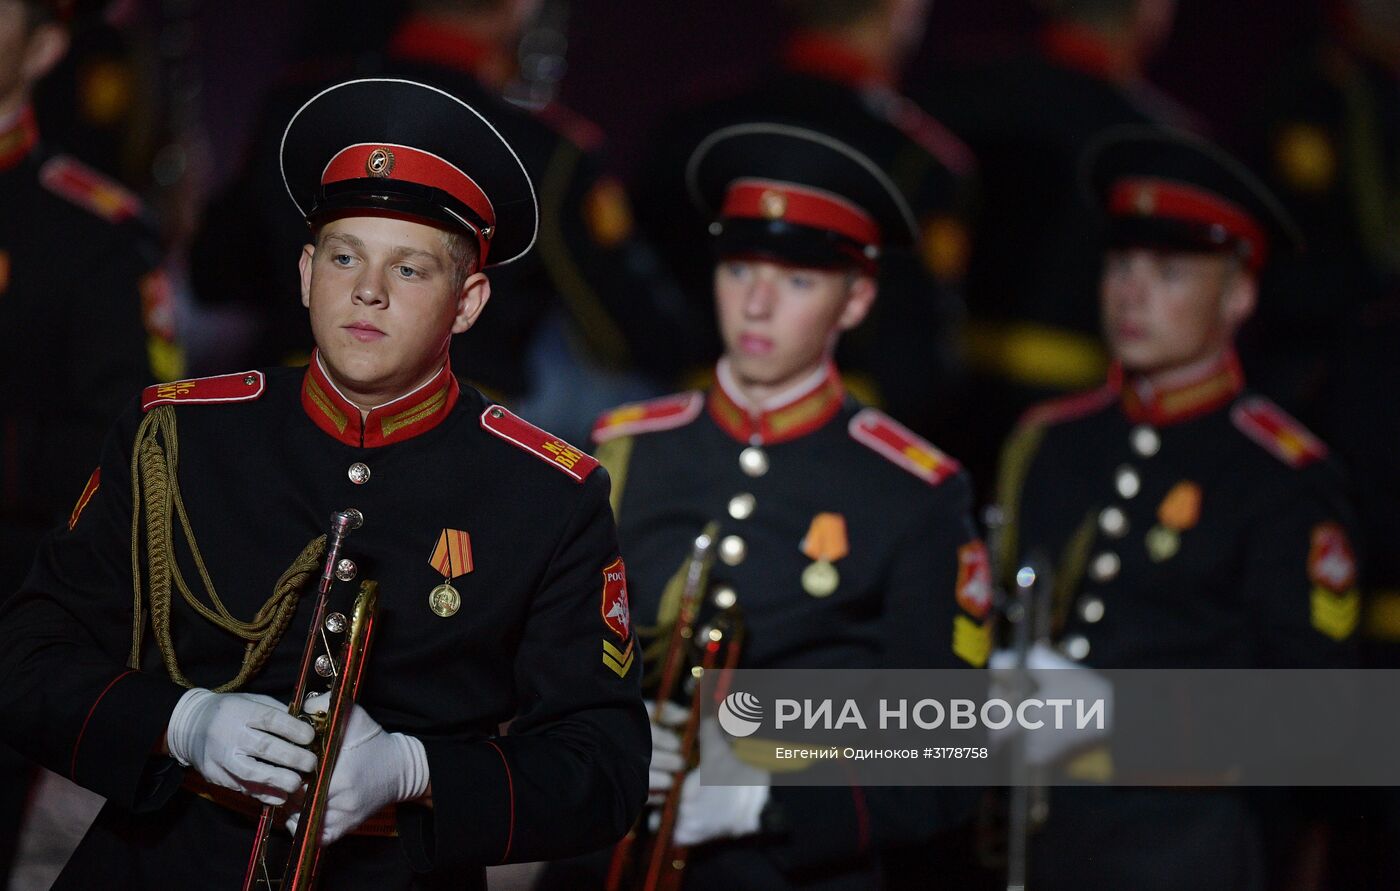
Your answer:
428,529 -> 473,616
800,513 -> 848,598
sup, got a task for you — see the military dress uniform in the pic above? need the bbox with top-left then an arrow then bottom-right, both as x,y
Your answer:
633,29 -> 977,439
541,123 -> 991,890
0,104 -> 179,594
0,79 -> 647,890
994,128 -> 1361,891
0,100 -> 179,879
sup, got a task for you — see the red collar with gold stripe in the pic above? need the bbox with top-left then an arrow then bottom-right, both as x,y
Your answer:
1113,350 -> 1245,427
301,351 -> 459,447
0,106 -> 39,172
707,360 -> 845,445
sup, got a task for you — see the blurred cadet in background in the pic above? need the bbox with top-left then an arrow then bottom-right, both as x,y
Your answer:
540,120 -> 987,891
634,0 -> 976,442
1251,0 -> 1400,425
189,0 -> 697,441
918,0 -> 1196,495
994,126 -> 1359,891
0,0 -> 180,882
1253,3 -> 1400,884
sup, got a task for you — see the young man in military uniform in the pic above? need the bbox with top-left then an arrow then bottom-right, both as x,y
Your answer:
191,0 -> 696,432
634,0 -> 975,442
541,123 -> 990,890
994,126 -> 1361,890
0,0 -> 181,880
0,78 -> 647,890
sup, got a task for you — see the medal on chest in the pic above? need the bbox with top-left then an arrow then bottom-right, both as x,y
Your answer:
800,513 -> 849,598
428,528 -> 473,617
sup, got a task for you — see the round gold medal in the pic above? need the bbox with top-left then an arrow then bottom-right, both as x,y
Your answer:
428,582 -> 461,617
802,560 -> 839,598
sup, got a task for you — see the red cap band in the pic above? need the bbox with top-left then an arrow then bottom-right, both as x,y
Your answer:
721,178 -> 880,247
1109,177 -> 1268,269
322,143 -> 495,257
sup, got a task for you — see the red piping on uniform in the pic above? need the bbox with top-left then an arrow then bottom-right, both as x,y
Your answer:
722,179 -> 881,248
486,740 -> 515,863
72,670 -> 137,779
1110,178 -> 1269,269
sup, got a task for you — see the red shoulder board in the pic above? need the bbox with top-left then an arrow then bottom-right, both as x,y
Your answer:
39,155 -> 143,223
536,101 -> 605,152
591,391 -> 703,444
1231,397 -> 1328,469
849,408 -> 960,486
142,371 -> 265,412
867,89 -> 977,178
1018,386 -> 1116,429
482,405 -> 600,483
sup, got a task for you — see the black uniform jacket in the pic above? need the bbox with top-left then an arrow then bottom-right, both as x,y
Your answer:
995,352 -> 1360,891
0,106 -> 173,595
998,351 -> 1360,670
586,362 -> 990,888
0,356 -> 648,889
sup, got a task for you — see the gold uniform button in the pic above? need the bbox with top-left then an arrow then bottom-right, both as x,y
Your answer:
739,446 -> 769,477
719,535 -> 747,566
348,462 -> 371,485
712,586 -> 738,609
1089,551 -> 1120,582
728,493 -> 756,520
1062,635 -> 1091,661
1099,506 -> 1128,538
1114,465 -> 1141,499
1080,597 -> 1106,623
1131,425 -> 1161,457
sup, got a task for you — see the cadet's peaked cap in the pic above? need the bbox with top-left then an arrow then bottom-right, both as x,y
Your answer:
281,78 -> 537,268
1084,125 -> 1302,270
687,122 -> 918,272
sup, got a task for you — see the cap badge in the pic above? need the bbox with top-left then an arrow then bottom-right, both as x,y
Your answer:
759,189 -> 788,220
1133,185 -> 1155,215
366,148 -> 395,178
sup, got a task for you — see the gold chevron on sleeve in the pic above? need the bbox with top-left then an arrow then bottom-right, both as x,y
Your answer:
603,638 -> 635,678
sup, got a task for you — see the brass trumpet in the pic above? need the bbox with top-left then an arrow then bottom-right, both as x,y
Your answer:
242,509 -> 380,891
605,522 -> 745,891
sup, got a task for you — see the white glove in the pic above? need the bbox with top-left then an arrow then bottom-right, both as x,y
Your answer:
673,717 -> 769,847
988,642 -> 1113,767
165,687 -> 317,806
284,694 -> 430,845
646,700 -> 688,805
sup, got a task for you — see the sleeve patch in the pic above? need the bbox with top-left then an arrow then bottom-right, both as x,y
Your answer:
601,556 -> 631,641
481,405 -> 599,482
1231,397 -> 1328,469
39,155 -> 142,223
956,540 -> 993,619
1308,522 -> 1357,593
590,391 -> 703,444
848,408 -> 960,485
68,467 -> 101,530
141,370 -> 265,411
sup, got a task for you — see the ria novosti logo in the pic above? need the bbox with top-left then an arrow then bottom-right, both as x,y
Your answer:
717,691 -> 764,738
